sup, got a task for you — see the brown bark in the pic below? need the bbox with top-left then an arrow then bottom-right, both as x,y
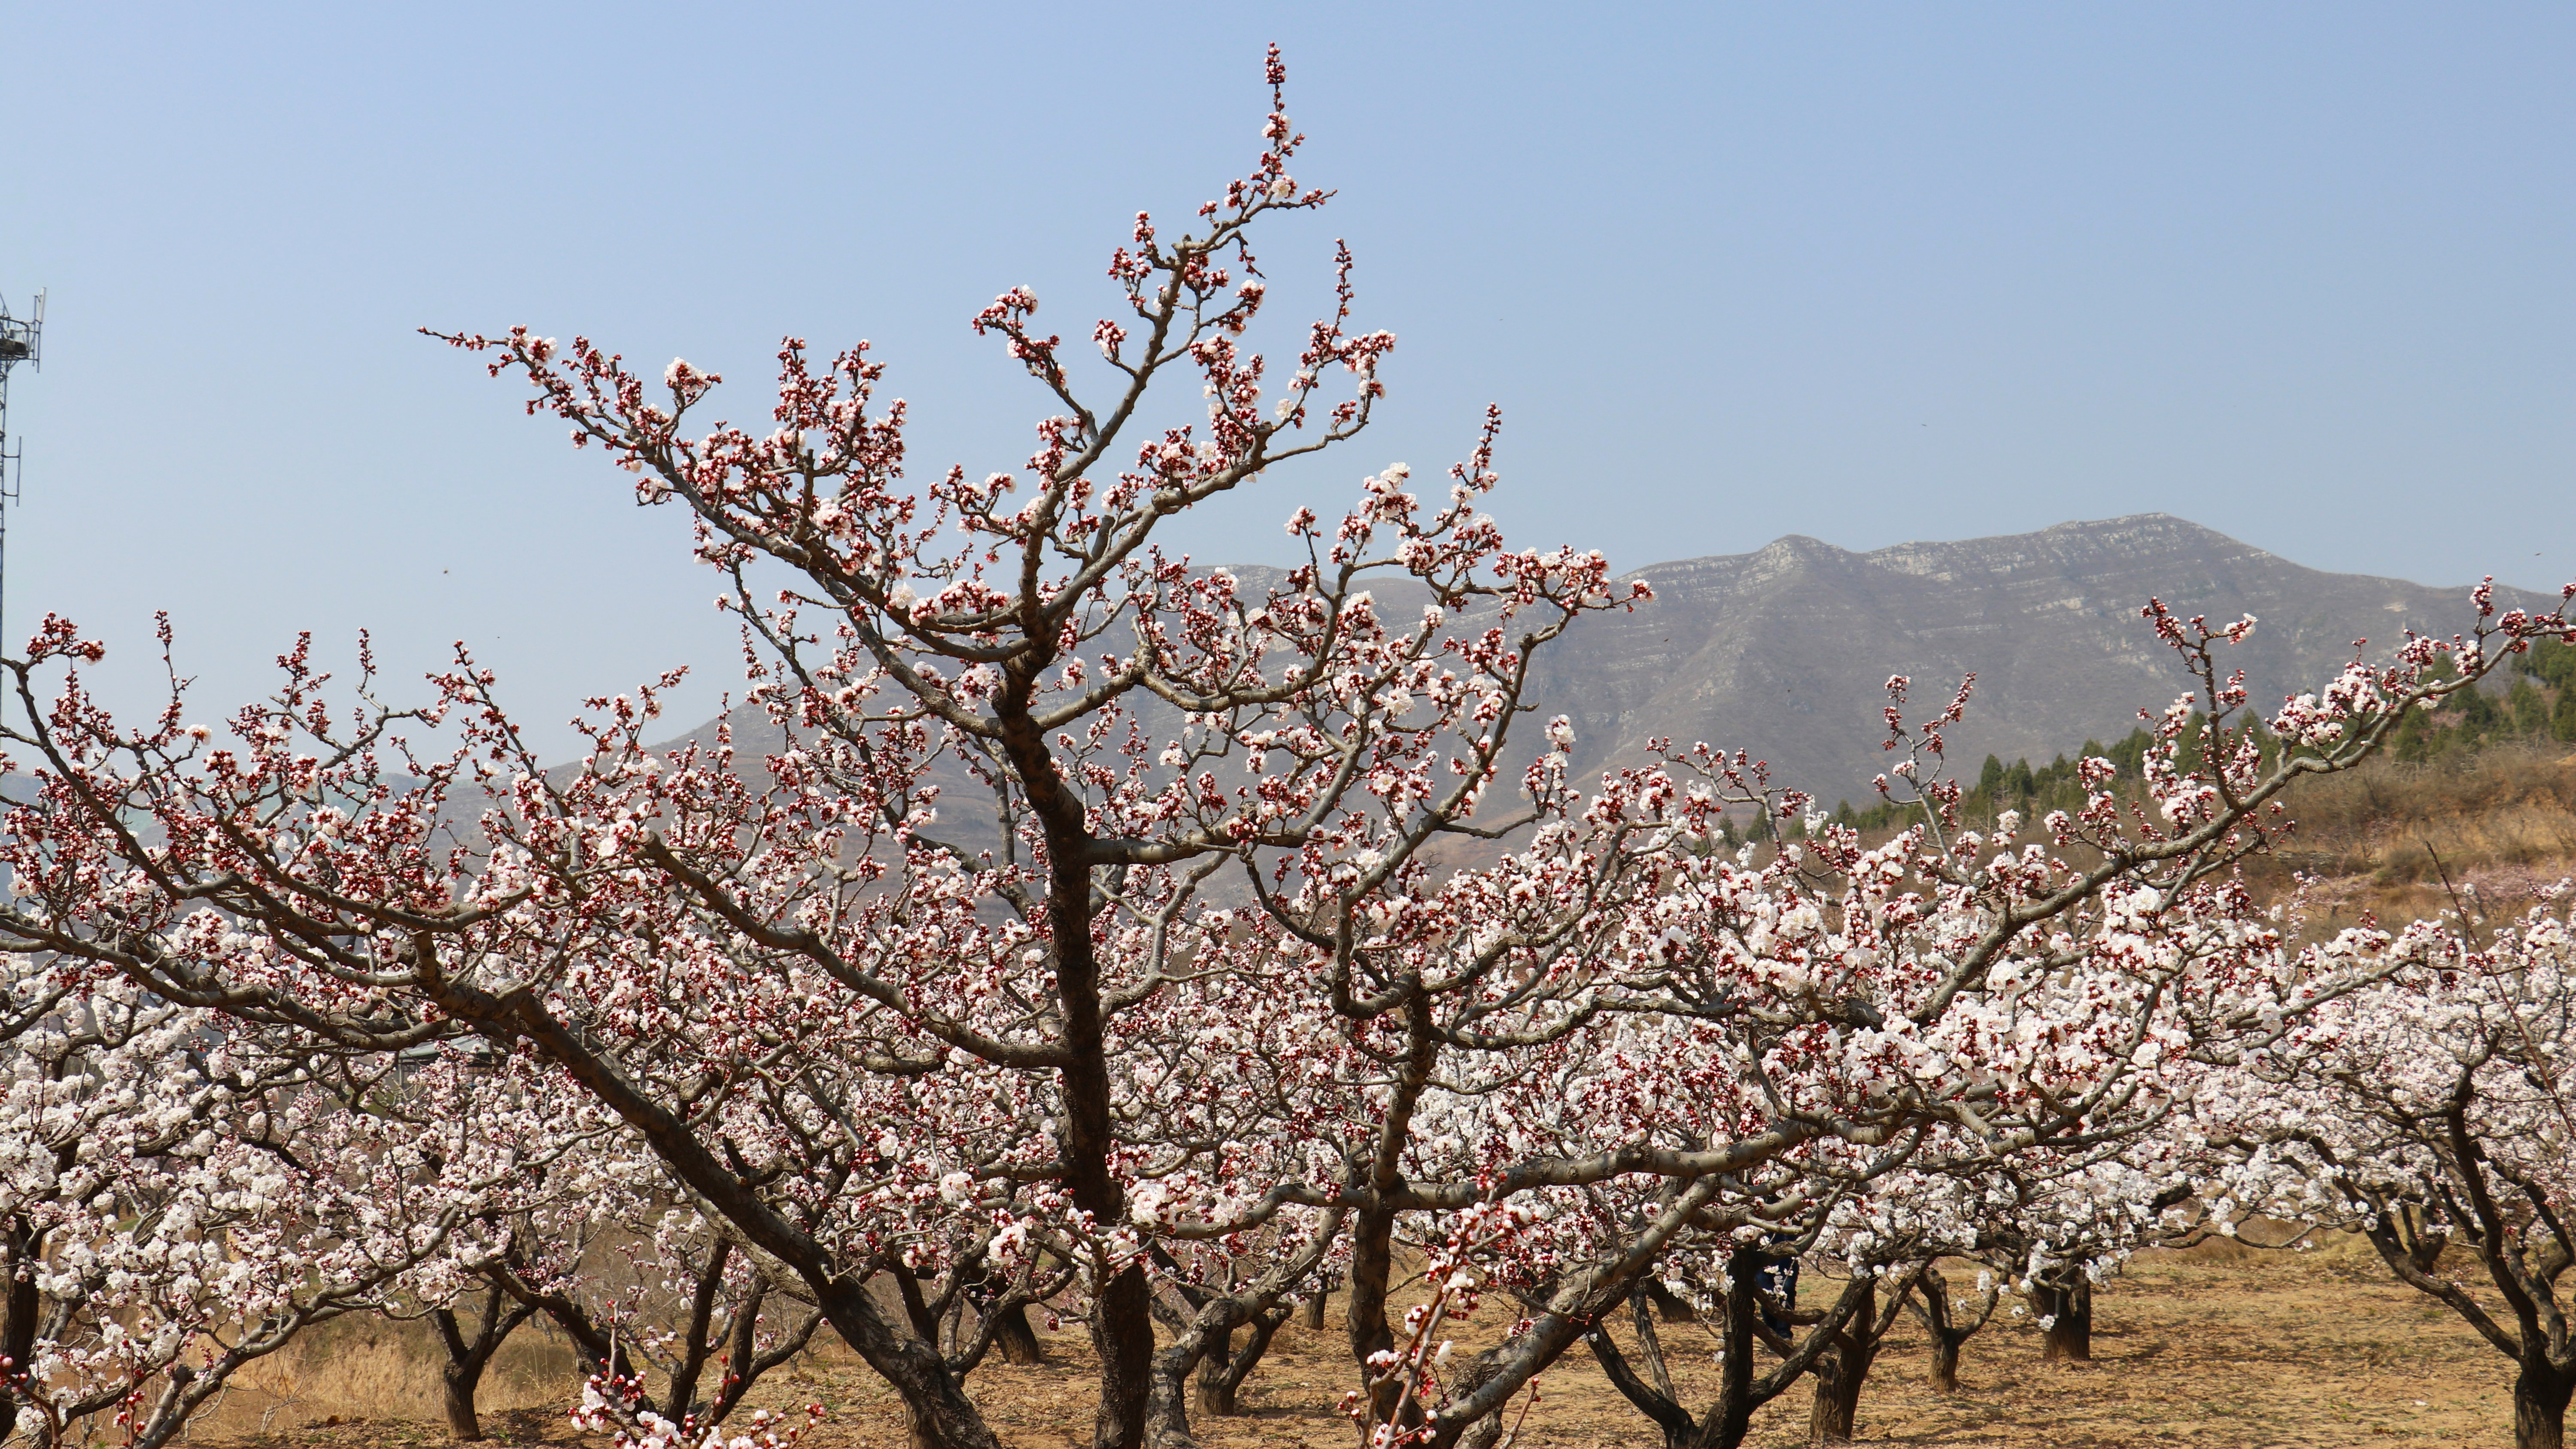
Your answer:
1299,1289 -> 1328,1331
663,1239 -> 735,1422
1912,1269 -> 1969,1394
1584,1255 -> 1794,1449
1580,1264 -> 1883,1449
2517,1363 -> 2575,1449
1805,1279 -> 1875,1444
2036,1276 -> 2092,1363
1141,1234 -> 1338,1449
441,1368 -> 486,1443
1089,1266 -> 1156,1448
1346,1002 -> 1440,1432
1643,1278 -> 1698,1323
1929,1334 -> 1960,1395
890,1264 -> 942,1344
431,1284 -> 537,1443
990,1302 -> 1045,1365
998,648 -> 1154,1449
1193,1326 -> 1237,1419
1693,1260 -> 1763,1449
0,1215 -> 40,1446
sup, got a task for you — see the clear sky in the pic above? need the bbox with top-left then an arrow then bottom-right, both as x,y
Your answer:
3,3 -> 2569,756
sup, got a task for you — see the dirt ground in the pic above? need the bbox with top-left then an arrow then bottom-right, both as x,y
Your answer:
205,1238 -> 2519,1449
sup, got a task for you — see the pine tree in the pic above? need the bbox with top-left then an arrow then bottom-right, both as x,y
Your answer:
2108,729 -> 2152,778
2509,677 -> 2547,737
2457,686 -> 2503,735
2394,706 -> 2436,764
2240,716 -> 2280,770
2177,711 -> 2208,769
2540,637 -> 2576,688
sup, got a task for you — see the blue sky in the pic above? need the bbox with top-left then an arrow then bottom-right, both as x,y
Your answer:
3,3 -> 2569,753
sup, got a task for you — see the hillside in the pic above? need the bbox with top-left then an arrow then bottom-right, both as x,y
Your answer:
1520,513 -> 2558,797
653,514 -> 2558,806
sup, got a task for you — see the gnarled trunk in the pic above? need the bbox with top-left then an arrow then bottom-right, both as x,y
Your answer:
1805,1279 -> 1875,1444
441,1361 -> 489,1443
1929,1333 -> 1961,1394
990,1302 -> 1045,1365
1091,1266 -> 1157,1448
1689,1259 -> 1763,1449
432,1283 -> 537,1443
2036,1276 -> 2091,1362
1913,1269 -> 1970,1394
1193,1326 -> 1236,1419
2515,1361 -> 2576,1449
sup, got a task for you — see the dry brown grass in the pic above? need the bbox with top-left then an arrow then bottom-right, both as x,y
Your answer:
2253,744 -> 2576,914
191,1243 -> 2524,1449
182,1313 -> 579,1445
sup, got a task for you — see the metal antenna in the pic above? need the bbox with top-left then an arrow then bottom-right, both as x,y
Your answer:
0,289 -> 42,674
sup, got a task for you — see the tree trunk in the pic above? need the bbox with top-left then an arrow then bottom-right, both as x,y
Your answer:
430,1286 -> 534,1444
1193,1326 -> 1237,1419
1343,1007 -> 1442,1441
1914,1270 -> 1964,1393
1299,1289 -> 1328,1331
662,1241 -> 735,1425
1643,1279 -> 1697,1323
2515,1362 -> 2575,1449
442,1359 -> 488,1443
1046,841 -> 1153,1449
441,987 -> 1005,1449
1929,1333 -> 1961,1395
991,1302 -> 1045,1365
812,1284 -> 1000,1449
2037,1277 -> 2091,1362
892,1263 -> 941,1343
1805,1279 -> 1874,1444
1807,1361 -> 1863,1443
1145,1304 -> 1246,1449
996,649 -> 1152,1449
1090,1267 -> 1157,1449
1684,1255 -> 1762,1449
0,1215 -> 40,1446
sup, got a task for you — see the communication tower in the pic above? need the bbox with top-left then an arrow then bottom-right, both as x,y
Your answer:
0,290 -> 42,657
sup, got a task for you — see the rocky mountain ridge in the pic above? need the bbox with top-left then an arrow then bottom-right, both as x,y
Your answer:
655,513 -> 2560,807
1523,512 -> 2559,799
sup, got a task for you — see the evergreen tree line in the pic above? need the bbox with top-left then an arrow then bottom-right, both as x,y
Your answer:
1716,637 -> 2576,846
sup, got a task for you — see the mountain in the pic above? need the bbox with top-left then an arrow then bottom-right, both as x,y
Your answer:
649,514 -> 2560,807
1522,513 -> 2558,799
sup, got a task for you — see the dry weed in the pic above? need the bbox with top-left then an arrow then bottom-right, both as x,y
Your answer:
190,1249 -> 2518,1449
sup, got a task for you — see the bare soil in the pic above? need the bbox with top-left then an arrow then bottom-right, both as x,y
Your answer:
203,1240 -> 2517,1449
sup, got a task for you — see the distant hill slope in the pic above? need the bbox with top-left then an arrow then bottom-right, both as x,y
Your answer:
1522,513 -> 2557,799
650,514 -> 2559,807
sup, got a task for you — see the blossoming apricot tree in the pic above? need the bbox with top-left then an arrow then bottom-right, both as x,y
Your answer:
0,46 -> 2570,1449
2211,894 -> 2576,1449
